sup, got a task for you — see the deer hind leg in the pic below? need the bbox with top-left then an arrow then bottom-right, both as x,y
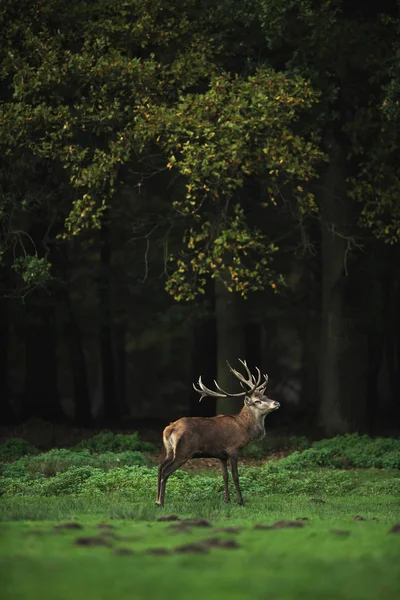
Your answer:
230,455 -> 244,505
156,456 -> 173,505
156,430 -> 175,505
157,441 -> 189,507
220,459 -> 230,503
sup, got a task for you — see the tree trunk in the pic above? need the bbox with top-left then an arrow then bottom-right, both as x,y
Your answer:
215,279 -> 246,415
0,299 -> 16,424
190,305 -> 217,417
318,131 -> 368,434
385,261 -> 400,428
63,293 -> 92,427
114,324 -> 128,418
99,223 -> 117,422
22,302 -> 63,422
301,314 -> 320,425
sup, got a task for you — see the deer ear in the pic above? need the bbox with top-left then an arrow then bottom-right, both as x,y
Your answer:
244,396 -> 251,405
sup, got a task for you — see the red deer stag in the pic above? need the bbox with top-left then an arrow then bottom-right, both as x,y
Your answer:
156,359 -> 280,506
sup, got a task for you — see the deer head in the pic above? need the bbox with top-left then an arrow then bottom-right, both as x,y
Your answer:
193,358 -> 280,415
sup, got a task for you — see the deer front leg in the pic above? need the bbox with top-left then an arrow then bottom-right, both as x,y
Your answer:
230,455 -> 244,505
220,459 -> 230,503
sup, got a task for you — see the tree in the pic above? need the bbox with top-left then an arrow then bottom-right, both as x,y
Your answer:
1,0 -> 399,432
244,0 -> 399,433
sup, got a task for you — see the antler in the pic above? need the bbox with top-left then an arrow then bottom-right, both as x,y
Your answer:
193,375 -> 249,402
193,359 -> 269,401
227,358 -> 261,389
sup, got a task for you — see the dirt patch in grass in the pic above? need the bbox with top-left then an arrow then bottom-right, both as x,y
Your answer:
113,548 -> 134,556
168,523 -> 192,534
201,537 -> 240,549
157,515 -> 181,522
146,547 -> 171,555
74,536 -> 111,547
309,498 -> 326,504
175,542 -> 209,554
98,530 -> 134,542
168,518 -> 212,534
181,518 -> 212,528
389,523 -> 400,534
354,516 -> 366,521
331,529 -> 351,536
254,520 -> 305,530
216,527 -> 243,534
54,523 -> 83,531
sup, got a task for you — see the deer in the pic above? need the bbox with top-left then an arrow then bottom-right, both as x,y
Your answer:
156,359 -> 280,507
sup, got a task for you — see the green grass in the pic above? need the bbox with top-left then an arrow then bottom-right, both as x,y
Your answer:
1,493 -> 400,600
1,434 -> 400,600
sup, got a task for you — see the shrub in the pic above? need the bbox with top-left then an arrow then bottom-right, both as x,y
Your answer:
276,434 -> 400,470
0,438 -> 39,461
277,448 -> 345,470
74,432 -> 157,454
242,435 -> 310,460
40,466 -> 102,496
2,463 -> 399,499
1,449 -> 154,479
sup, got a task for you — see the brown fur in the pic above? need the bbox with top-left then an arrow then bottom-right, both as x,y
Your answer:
156,393 -> 279,506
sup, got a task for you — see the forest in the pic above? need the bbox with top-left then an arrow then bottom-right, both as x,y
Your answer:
1,0 -> 400,439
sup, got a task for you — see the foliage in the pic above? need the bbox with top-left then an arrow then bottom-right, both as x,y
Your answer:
0,0 -> 323,300
143,68 -> 323,299
2,463 -> 399,499
73,432 -> 157,454
0,438 -> 39,461
278,434 -> 400,470
242,435 -> 310,459
0,449 -> 154,479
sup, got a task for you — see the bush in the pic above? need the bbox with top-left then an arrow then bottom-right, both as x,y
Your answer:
1,449 -> 154,479
80,466 -> 222,501
276,448 -> 345,470
0,438 -> 39,462
277,434 -> 400,470
2,462 -> 399,499
242,435 -> 310,460
74,432 -> 157,454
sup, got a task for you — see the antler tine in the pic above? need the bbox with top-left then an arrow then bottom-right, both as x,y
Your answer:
237,359 -> 254,384
214,382 -> 248,397
214,380 -> 231,394
253,366 -> 262,387
193,376 -> 227,400
227,360 -> 253,389
192,383 -> 208,402
193,376 -> 247,402
237,360 -> 261,388
256,373 -> 269,392
193,363 -> 267,403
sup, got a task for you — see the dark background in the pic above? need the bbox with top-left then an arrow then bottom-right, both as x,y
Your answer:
1,0 -> 400,444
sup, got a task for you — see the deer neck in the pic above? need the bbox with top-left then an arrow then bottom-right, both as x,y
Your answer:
238,406 -> 266,443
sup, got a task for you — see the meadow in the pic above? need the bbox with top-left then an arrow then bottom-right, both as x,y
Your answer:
0,433 -> 399,600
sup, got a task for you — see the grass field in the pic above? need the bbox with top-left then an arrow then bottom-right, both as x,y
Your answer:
1,490 -> 400,600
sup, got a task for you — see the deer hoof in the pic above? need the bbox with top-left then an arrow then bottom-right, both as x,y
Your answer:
237,499 -> 245,506
224,498 -> 231,504
155,501 -> 163,508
